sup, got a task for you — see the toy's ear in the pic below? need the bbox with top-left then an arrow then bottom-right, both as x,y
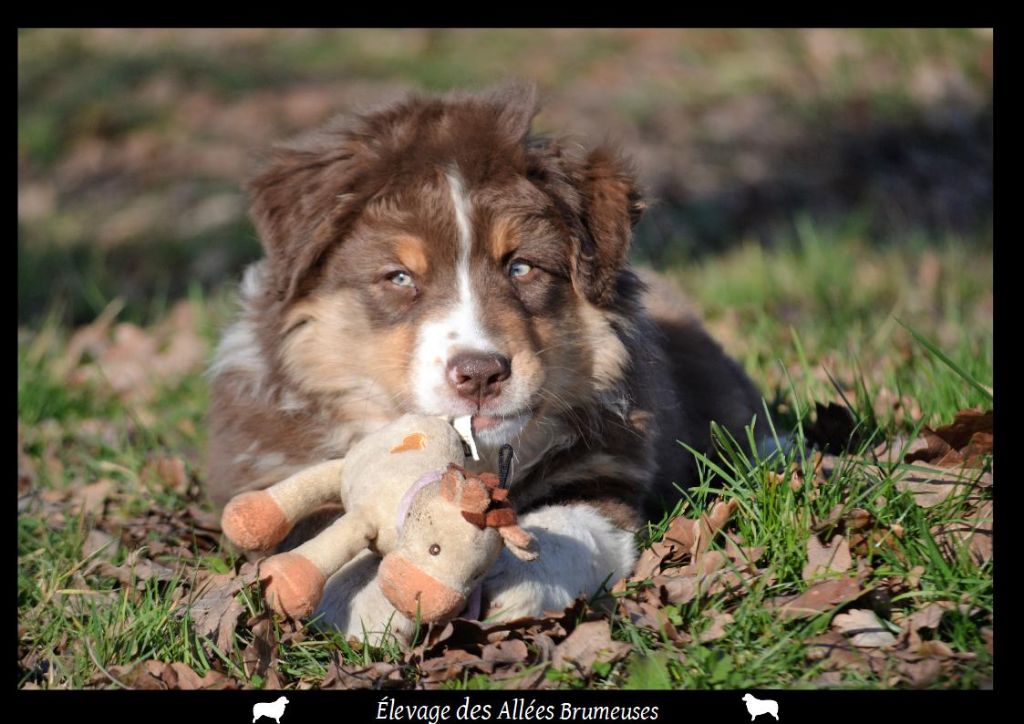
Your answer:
459,478 -> 490,515
439,466 -> 490,514
498,525 -> 539,561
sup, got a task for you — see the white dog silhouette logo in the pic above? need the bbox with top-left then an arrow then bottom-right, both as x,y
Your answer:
741,693 -> 779,721
253,696 -> 289,723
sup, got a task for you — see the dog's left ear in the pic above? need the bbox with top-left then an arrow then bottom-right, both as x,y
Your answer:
487,80 -> 540,145
573,147 -> 647,306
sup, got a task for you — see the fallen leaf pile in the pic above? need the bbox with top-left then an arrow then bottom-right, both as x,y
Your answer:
877,409 -> 993,565
62,299 -> 207,403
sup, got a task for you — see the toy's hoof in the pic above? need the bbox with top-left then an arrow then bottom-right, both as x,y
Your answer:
221,491 -> 291,551
260,553 -> 325,618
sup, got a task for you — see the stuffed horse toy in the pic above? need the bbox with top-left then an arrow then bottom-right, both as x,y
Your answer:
220,414 -> 538,622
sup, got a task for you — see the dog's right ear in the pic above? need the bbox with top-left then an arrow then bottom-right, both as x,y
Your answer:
247,128 -> 369,303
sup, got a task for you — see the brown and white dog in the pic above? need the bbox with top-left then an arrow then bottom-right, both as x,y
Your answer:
205,83 -> 764,636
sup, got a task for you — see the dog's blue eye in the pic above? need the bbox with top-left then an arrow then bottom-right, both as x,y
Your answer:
389,271 -> 414,287
509,261 -> 532,279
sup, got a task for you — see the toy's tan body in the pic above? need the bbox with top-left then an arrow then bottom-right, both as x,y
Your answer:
221,415 -> 537,622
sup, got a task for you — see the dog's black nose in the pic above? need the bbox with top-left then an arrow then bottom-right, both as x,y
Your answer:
446,352 -> 511,404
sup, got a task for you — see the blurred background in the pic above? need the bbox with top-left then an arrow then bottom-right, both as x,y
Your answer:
18,28 -> 992,327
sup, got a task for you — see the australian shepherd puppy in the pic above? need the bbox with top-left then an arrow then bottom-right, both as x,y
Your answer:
205,83 -> 764,637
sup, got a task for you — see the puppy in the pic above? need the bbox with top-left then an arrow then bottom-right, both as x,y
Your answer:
206,83 -> 764,633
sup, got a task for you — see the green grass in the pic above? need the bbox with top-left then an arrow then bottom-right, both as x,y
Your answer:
602,420 -> 992,689
17,220 -> 991,689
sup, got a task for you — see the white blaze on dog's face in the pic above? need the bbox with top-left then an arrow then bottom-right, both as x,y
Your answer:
408,170 -> 540,447
250,87 -> 644,461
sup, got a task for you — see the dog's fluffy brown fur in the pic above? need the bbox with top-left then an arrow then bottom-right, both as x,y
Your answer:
205,84 -> 763,623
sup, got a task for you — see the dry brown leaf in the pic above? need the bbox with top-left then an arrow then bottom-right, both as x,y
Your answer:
846,508 -> 873,530
659,514 -> 700,560
490,663 -> 549,690
56,298 -> 124,377
631,547 -> 665,582
617,598 -> 689,645
18,430 -> 37,496
905,565 -> 926,590
723,535 -> 765,570
774,576 -> 864,619
420,649 -> 489,684
82,529 -> 119,561
895,463 -> 990,508
766,470 -> 789,488
105,659 -> 233,690
810,671 -> 844,686
693,499 -> 738,559
899,602 -> 951,648
930,409 -> 993,450
91,549 -> 175,588
186,504 -> 222,532
896,658 -> 943,688
903,429 -> 955,466
242,616 -> 276,679
917,639 -> 956,658
810,503 -> 844,534
674,550 -> 728,578
960,432 -> 993,467
322,661 -> 401,690
144,456 -> 189,495
481,639 -> 529,666
802,534 -> 852,581
182,565 -> 258,651
902,409 -> 993,471
617,597 -> 656,628
697,611 -> 733,643
874,436 -> 930,464
930,500 -> 993,565
72,479 -> 114,518
67,300 -> 208,402
166,662 -> 235,690
656,575 -> 700,605
551,620 -> 630,677
833,609 -> 897,648
632,501 -> 734,584
111,660 -> 169,690
804,631 -> 870,671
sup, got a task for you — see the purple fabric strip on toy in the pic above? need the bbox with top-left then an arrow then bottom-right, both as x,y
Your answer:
395,469 -> 443,533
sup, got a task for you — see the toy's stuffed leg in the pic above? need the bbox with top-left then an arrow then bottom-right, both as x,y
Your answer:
260,512 -> 376,618
221,459 -> 346,552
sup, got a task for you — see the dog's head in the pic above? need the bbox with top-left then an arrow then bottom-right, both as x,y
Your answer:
249,83 -> 645,455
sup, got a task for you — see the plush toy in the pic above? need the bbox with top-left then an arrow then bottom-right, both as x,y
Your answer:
220,414 -> 539,622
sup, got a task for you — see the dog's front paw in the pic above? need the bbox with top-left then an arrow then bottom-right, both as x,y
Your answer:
221,490 -> 292,551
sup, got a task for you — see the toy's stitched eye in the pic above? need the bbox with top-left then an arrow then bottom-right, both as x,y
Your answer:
509,261 -> 532,279
388,270 -> 415,287
429,544 -> 441,556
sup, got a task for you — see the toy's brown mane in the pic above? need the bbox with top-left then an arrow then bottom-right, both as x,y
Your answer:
438,464 -> 518,529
